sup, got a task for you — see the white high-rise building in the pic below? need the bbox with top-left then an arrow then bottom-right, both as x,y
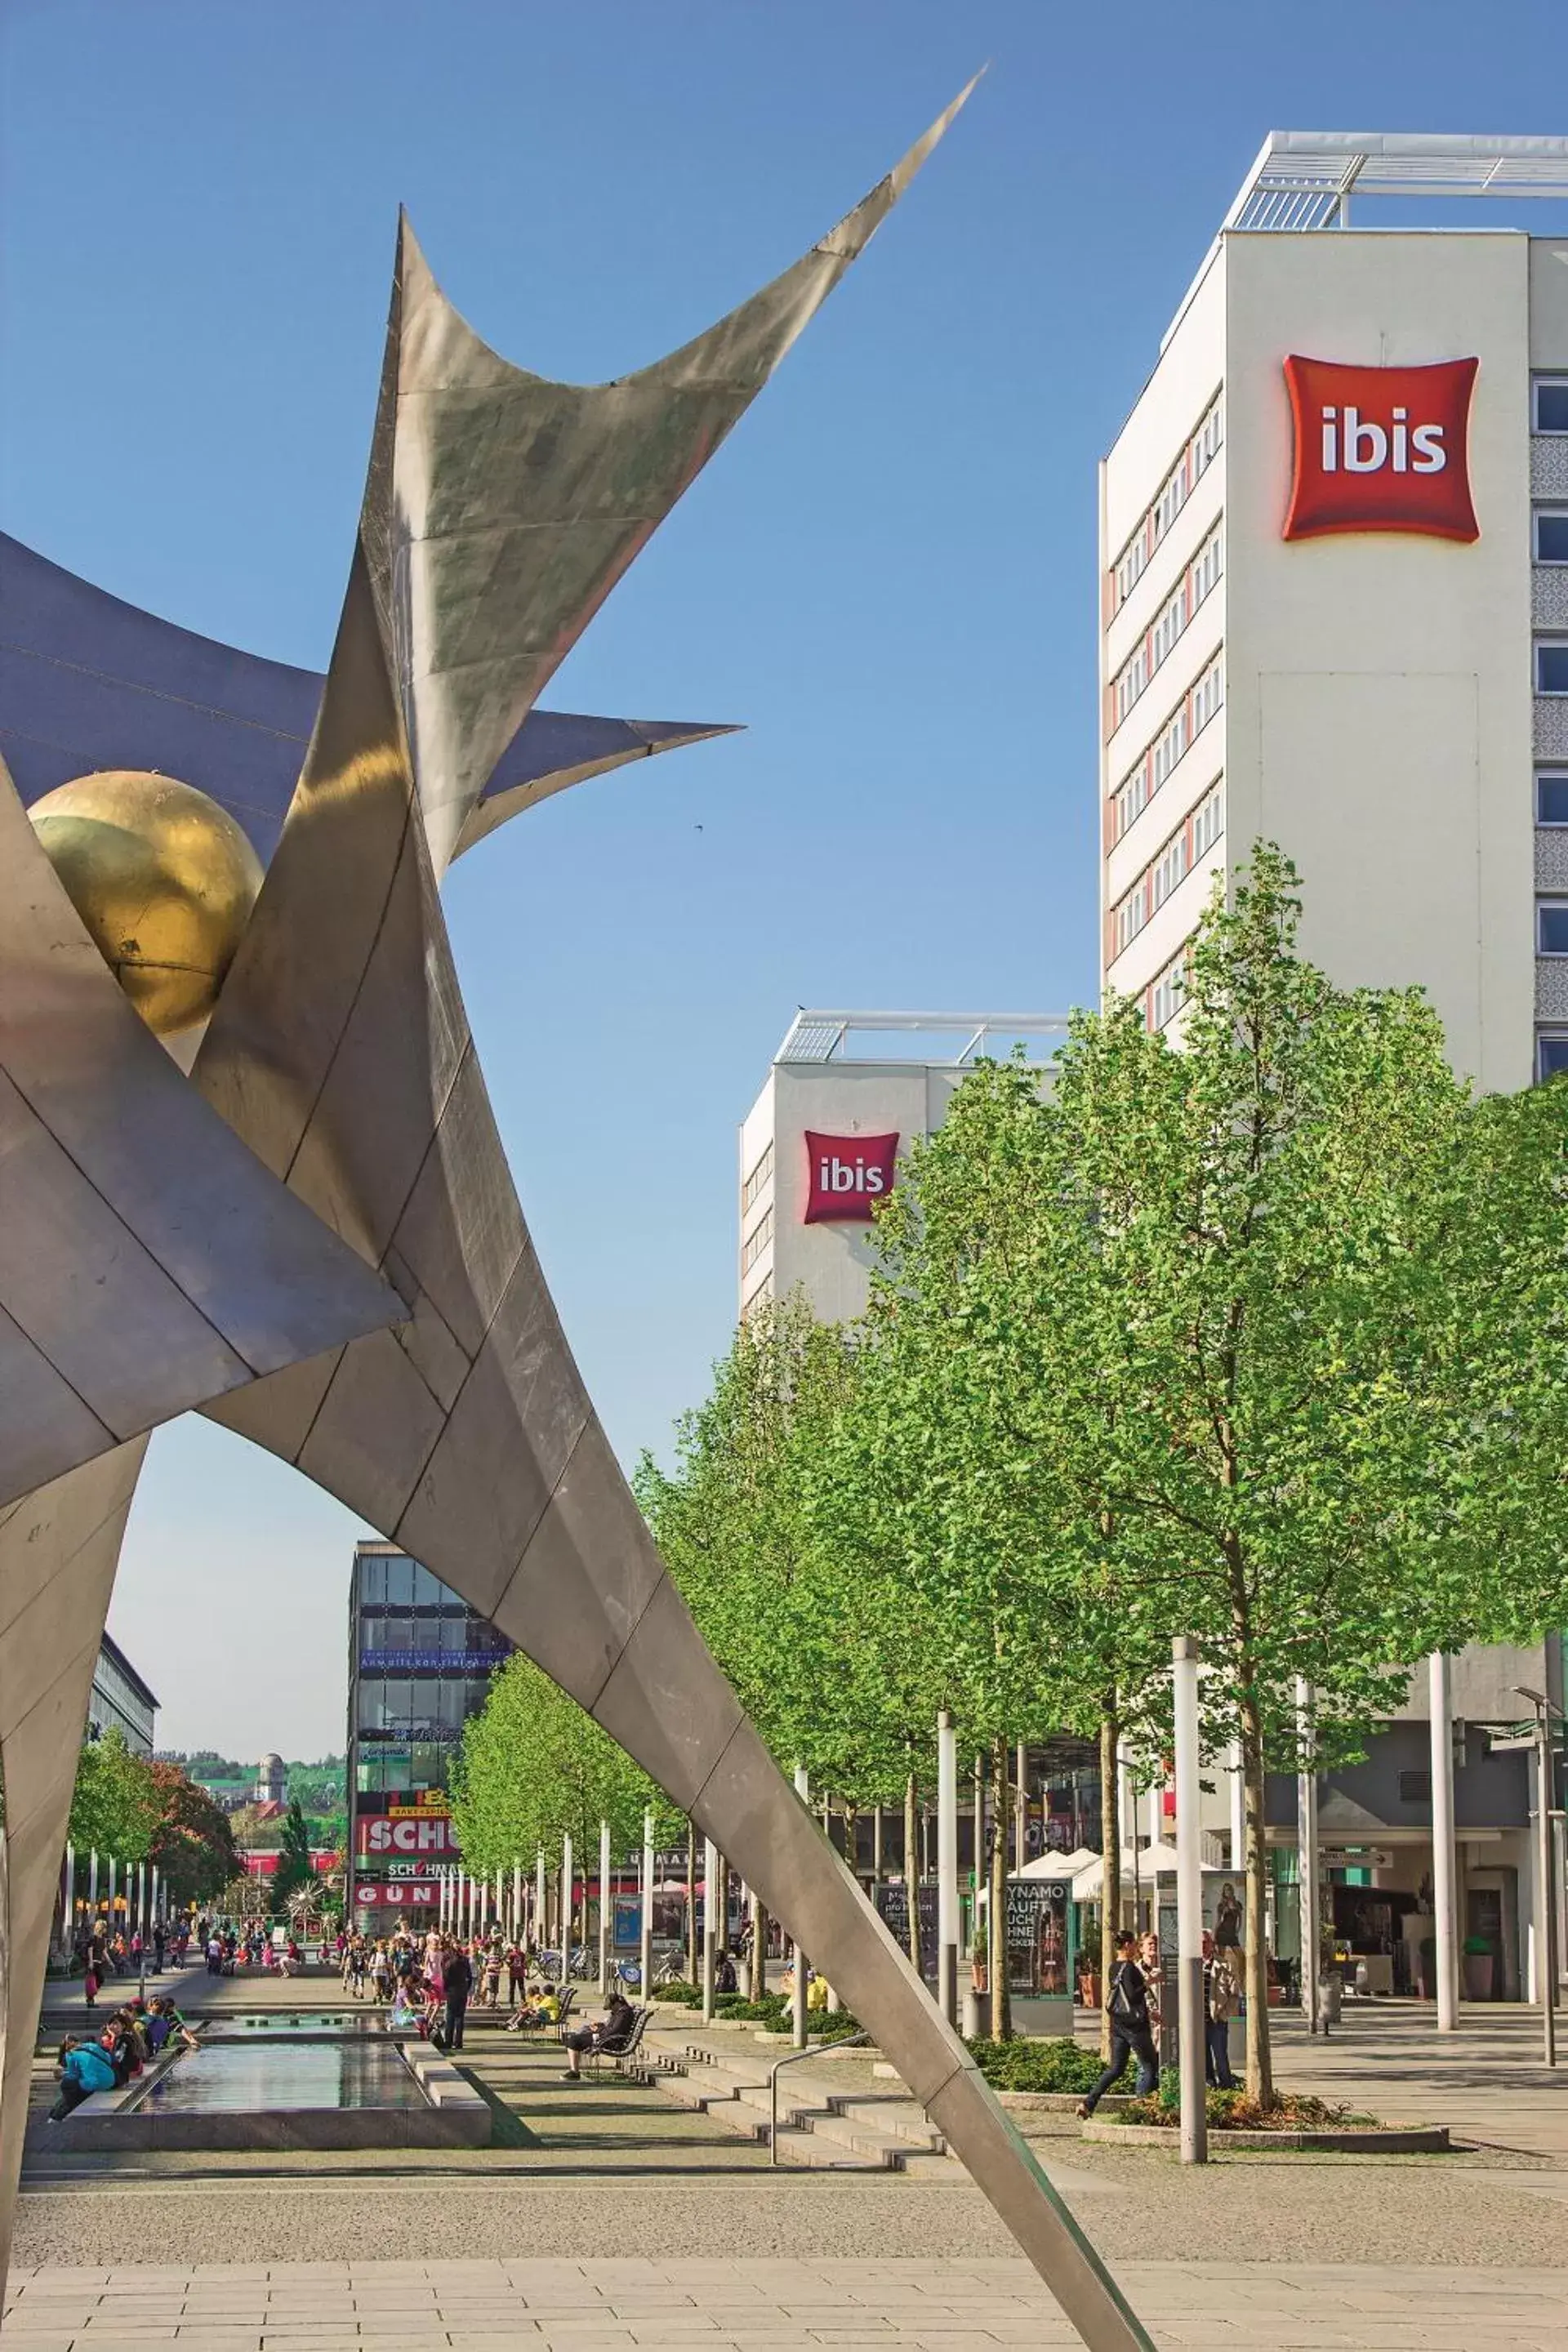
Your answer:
737,1013 -> 1065,1323
1099,131 -> 1568,1090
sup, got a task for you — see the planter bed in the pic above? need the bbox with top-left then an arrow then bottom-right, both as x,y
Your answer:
1082,2118 -> 1449,2154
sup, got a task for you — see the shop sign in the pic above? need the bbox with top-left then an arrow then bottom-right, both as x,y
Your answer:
359,1647 -> 509,1671
354,1882 -> 439,1906
1282,355 -> 1479,543
356,1811 -> 459,1856
802,1130 -> 899,1224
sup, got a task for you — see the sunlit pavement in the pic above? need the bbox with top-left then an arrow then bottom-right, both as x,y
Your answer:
3,2256 -> 1566,2351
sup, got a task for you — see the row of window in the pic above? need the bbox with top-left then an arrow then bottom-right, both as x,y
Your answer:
1108,784 -> 1224,962
742,1139 -> 773,1214
1540,1035 -> 1568,1080
742,1205 -> 773,1273
1108,527 -> 1223,736
1537,643 -> 1568,693
1111,655 -> 1224,844
1539,901 -> 1568,954
1540,773 -> 1568,825
1110,394 -> 1223,615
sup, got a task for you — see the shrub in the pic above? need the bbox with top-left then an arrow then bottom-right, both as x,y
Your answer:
964,2037 -> 1104,2095
1109,2088 -> 1371,2131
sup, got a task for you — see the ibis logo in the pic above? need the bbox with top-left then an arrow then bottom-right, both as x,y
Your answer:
1282,355 -> 1480,543
802,1130 -> 899,1225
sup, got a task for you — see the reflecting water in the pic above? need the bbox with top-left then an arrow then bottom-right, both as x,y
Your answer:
208,2012 -> 394,2038
138,2041 -> 425,2113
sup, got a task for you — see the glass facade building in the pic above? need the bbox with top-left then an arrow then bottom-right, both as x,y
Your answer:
346,1541 -> 512,1934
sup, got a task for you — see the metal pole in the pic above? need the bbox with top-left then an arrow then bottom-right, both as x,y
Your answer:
1430,1651 -> 1459,2031
1173,1638 -> 1206,2164
561,1835 -> 572,1980
702,1837 -> 718,2022
792,1766 -> 809,2048
1296,1677 -> 1321,2034
1015,1740 -> 1029,1872
872,1804 -> 883,1894
88,1847 -> 98,1922
937,1709 -> 959,2025
535,1846 -> 546,1955
599,1819 -> 612,1995
63,1842 -> 76,1955
640,1808 -> 654,1996
137,1861 -> 147,1999
1535,1710 -> 1557,2067
512,1860 -> 523,1940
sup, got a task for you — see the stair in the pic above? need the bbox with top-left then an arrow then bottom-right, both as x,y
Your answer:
647,2032 -> 960,2175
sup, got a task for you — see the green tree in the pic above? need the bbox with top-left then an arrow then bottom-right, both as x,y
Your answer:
1030,844 -> 1568,2098
271,1798 -> 318,1904
448,1654 -> 675,1904
68,1730 -> 161,1865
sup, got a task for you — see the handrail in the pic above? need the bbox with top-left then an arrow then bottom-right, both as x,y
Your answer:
768,2029 -> 873,2166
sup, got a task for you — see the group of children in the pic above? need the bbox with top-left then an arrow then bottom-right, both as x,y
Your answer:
50,1996 -> 196,2120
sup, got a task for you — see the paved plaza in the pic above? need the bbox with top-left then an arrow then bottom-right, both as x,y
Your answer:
10,1969 -> 1566,2349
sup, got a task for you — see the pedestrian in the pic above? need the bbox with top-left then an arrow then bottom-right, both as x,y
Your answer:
561,1989 -> 636,2081
153,1920 -> 166,1972
442,1938 -> 472,2051
1204,1931 -> 1240,2090
1076,1931 -> 1160,2118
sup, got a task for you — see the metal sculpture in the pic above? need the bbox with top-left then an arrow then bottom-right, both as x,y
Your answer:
0,87 -> 1152,2352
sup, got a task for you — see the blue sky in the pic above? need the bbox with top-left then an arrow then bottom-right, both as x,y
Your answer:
5,0 -> 1562,1753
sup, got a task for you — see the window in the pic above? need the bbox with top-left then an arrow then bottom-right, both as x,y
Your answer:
1539,772 -> 1568,826
1151,951 -> 1187,1031
742,1205 -> 773,1273
1108,529 -> 1223,733
742,1140 -> 773,1214
1397,1769 -> 1432,1806
1113,873 -> 1151,955
1536,641 -> 1568,694
1535,378 -> 1568,434
1535,510 -> 1568,564
1539,900 -> 1568,954
1107,394 -> 1223,617
1192,782 -> 1224,860
1539,1033 -> 1568,1080
1110,657 -> 1224,846
1151,824 -> 1190,911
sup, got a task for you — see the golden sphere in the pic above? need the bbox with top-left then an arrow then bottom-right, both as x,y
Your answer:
28,771 -> 264,1035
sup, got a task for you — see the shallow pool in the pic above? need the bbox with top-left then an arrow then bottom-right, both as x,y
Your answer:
132,2039 -> 424,2114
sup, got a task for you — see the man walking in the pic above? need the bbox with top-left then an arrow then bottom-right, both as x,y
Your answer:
1077,1930 -> 1160,2118
442,1938 -> 472,2051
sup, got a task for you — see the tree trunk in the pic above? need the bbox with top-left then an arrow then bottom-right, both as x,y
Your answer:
1238,1685 -> 1275,2105
1099,1704 -> 1120,2061
903,1767 -> 921,1975
685,1820 -> 697,1984
749,1891 -> 766,2002
988,1736 -> 1012,2040
842,1799 -> 859,1882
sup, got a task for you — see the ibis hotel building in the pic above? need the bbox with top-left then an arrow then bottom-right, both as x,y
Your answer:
1100,130 -> 1568,1090
1100,132 -> 1567,1998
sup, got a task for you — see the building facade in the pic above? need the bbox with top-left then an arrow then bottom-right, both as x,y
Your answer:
345,1540 -> 512,1937
1100,131 -> 1568,1995
86,1632 -> 158,1757
737,1012 -> 1067,1324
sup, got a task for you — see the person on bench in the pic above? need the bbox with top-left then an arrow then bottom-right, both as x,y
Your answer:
561,1989 -> 635,2079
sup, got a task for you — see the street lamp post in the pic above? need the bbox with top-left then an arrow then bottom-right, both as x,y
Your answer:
937,1710 -> 959,2027
1516,1687 -> 1561,2069
1296,1678 -> 1322,2034
792,1766 -> 809,2049
640,1808 -> 654,1997
1430,1652 -> 1459,2032
1173,1638 -> 1206,2165
599,1820 -> 612,1997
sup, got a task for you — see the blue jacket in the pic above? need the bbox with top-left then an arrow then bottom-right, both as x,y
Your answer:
64,2042 -> 118,2095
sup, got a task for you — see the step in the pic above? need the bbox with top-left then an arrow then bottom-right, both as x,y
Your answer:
649,2033 -> 955,2174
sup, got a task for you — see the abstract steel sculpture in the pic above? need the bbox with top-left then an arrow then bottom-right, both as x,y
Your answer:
0,88 -> 1152,2352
